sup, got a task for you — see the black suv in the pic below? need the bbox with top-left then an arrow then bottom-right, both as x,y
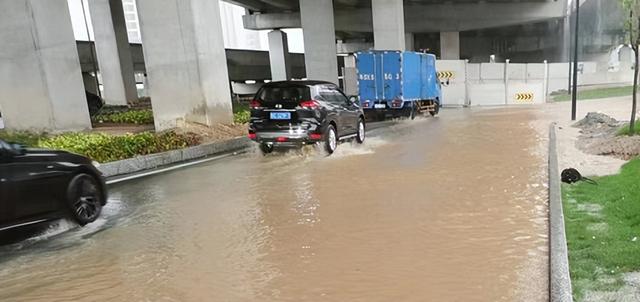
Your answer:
248,81 -> 365,154
0,140 -> 107,232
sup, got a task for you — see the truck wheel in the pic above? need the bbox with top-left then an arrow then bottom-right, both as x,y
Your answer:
324,125 -> 337,154
429,101 -> 440,116
410,102 -> 417,120
356,118 -> 365,144
259,143 -> 274,155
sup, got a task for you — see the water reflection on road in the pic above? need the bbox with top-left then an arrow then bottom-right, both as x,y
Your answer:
0,107 -> 548,301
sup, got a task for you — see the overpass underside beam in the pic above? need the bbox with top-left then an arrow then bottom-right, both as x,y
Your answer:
0,0 -> 91,131
243,1 -> 566,32
136,0 -> 233,130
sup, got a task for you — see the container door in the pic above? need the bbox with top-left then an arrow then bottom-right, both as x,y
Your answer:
374,52 -> 385,101
421,54 -> 429,99
381,52 -> 402,102
356,52 -> 378,105
400,52 -> 422,101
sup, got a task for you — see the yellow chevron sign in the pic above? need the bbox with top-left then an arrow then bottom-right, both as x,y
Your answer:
437,71 -> 455,80
515,92 -> 534,102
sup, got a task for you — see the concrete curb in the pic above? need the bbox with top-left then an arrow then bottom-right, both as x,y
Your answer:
98,137 -> 251,178
549,123 -> 574,302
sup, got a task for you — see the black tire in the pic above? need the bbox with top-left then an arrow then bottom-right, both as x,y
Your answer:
356,118 -> 366,144
430,101 -> 440,117
324,124 -> 338,154
259,143 -> 274,155
410,102 -> 417,120
66,173 -> 103,226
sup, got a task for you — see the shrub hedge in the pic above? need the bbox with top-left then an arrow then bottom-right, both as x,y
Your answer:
93,109 -> 154,124
0,131 -> 200,163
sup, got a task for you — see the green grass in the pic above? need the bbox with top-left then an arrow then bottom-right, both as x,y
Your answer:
617,122 -> 640,136
562,158 -> 640,301
553,86 -> 634,102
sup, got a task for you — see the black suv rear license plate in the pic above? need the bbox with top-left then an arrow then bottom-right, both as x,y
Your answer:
270,112 -> 291,120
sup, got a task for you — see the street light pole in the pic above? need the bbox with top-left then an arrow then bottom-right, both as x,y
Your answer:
571,0 -> 580,120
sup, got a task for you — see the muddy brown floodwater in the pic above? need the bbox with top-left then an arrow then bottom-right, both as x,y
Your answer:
0,107 -> 549,302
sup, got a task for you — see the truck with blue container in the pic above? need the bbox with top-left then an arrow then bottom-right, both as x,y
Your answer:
355,50 -> 441,119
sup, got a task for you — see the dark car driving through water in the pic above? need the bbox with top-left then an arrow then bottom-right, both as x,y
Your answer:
248,81 -> 366,155
0,140 -> 107,232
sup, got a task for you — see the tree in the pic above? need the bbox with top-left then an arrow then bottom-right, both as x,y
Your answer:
621,0 -> 640,133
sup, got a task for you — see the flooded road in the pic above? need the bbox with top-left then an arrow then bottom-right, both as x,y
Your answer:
0,107 -> 549,301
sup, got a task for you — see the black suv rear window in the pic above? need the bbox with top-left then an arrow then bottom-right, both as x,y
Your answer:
256,86 -> 311,103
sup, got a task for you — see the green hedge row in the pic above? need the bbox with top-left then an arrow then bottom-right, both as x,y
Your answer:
1,131 -> 200,163
233,110 -> 250,124
93,109 -> 154,124
92,108 -> 250,125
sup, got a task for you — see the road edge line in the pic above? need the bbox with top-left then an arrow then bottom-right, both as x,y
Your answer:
549,123 -> 574,302
102,120 -> 400,184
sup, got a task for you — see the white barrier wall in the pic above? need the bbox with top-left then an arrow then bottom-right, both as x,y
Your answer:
480,63 -> 505,80
506,82 -> 545,105
547,62 -> 633,94
468,82 -> 506,105
465,62 -> 548,106
548,63 -> 570,93
436,60 -> 468,107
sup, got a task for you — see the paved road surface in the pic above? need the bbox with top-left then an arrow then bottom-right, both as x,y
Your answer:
0,107 -> 549,302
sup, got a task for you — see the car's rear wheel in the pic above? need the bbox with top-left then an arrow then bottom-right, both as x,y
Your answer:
356,118 -> 365,144
66,173 -> 103,226
259,143 -> 274,155
324,125 -> 337,154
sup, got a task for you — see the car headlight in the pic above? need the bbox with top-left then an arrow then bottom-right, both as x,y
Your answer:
92,161 -> 101,168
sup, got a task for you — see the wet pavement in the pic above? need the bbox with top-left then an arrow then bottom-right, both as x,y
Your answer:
0,107 -> 549,302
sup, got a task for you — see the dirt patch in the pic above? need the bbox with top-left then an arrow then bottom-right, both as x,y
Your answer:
174,121 -> 247,144
574,112 -> 640,160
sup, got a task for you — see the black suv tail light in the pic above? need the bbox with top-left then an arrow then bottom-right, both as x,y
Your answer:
299,100 -> 319,109
250,99 -> 263,109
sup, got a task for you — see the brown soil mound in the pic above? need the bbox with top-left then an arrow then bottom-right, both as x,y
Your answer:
174,121 -> 247,144
574,112 -> 640,160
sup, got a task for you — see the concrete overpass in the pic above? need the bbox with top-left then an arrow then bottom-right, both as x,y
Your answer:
0,0 -> 569,133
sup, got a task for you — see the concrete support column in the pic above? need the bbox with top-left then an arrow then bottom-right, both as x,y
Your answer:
440,31 -> 460,60
0,0 -> 91,131
136,0 -> 233,130
405,33 -> 415,51
268,30 -> 291,81
89,0 -> 138,105
561,16 -> 571,62
372,0 -> 406,50
299,0 -> 338,83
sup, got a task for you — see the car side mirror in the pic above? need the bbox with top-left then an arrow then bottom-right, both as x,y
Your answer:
348,95 -> 359,105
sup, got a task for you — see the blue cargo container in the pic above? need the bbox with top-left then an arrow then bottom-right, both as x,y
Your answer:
355,50 -> 441,118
